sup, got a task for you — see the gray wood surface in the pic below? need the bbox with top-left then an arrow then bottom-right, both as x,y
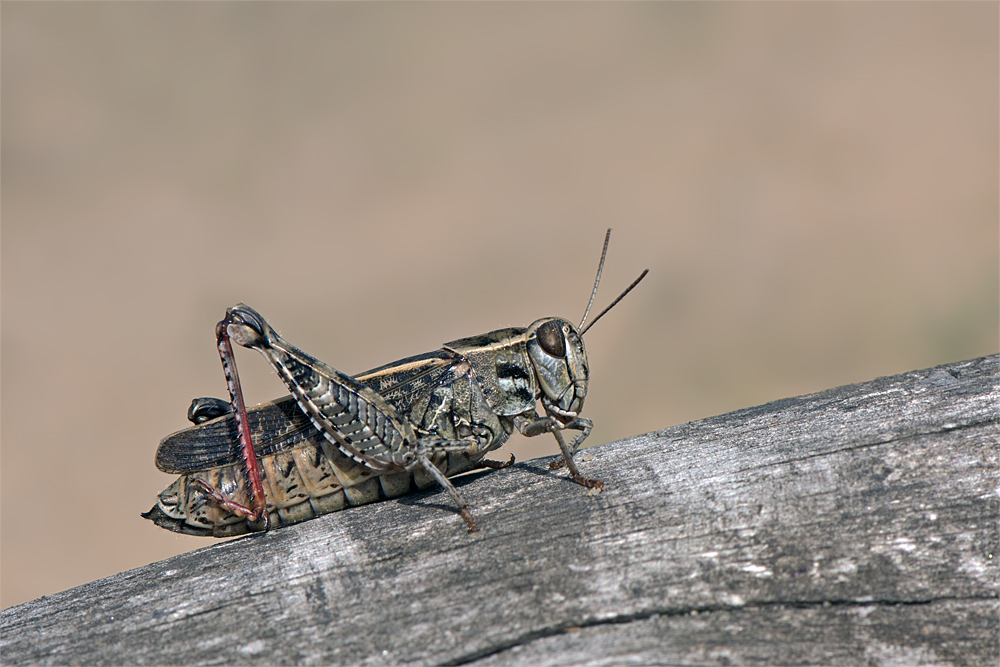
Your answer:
2,355 -> 997,666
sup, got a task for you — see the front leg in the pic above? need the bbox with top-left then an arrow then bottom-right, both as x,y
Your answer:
513,414 -> 602,490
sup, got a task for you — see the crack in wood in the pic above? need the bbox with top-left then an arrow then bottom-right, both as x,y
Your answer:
442,595 -> 997,666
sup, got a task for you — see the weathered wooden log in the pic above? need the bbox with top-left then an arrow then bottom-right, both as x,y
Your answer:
2,355 -> 997,666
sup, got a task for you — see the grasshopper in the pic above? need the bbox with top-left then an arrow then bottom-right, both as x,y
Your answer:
143,230 -> 647,536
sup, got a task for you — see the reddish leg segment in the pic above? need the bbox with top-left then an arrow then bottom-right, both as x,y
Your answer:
203,317 -> 269,527
192,479 -> 259,519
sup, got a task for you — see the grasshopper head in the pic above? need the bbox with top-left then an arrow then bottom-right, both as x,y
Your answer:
526,317 -> 588,422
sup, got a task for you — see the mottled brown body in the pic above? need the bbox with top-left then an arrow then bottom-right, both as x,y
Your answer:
146,346 -> 515,536
144,230 -> 645,535
146,421 -> 482,537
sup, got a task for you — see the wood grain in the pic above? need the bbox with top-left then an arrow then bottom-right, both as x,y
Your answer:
2,355 -> 997,666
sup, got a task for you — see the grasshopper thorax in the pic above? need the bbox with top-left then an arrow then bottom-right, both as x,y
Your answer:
526,317 -> 588,422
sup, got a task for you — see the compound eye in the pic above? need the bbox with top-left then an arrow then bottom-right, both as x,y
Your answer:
536,320 -> 566,357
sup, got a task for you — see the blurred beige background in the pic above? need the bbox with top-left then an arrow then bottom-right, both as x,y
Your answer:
2,3 -> 996,610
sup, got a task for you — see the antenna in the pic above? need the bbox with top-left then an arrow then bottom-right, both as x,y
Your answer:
579,229 -> 612,330
580,269 -> 648,336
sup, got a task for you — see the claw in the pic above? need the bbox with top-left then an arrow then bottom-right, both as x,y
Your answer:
570,473 -> 604,491
478,454 -> 516,470
461,508 -> 479,533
